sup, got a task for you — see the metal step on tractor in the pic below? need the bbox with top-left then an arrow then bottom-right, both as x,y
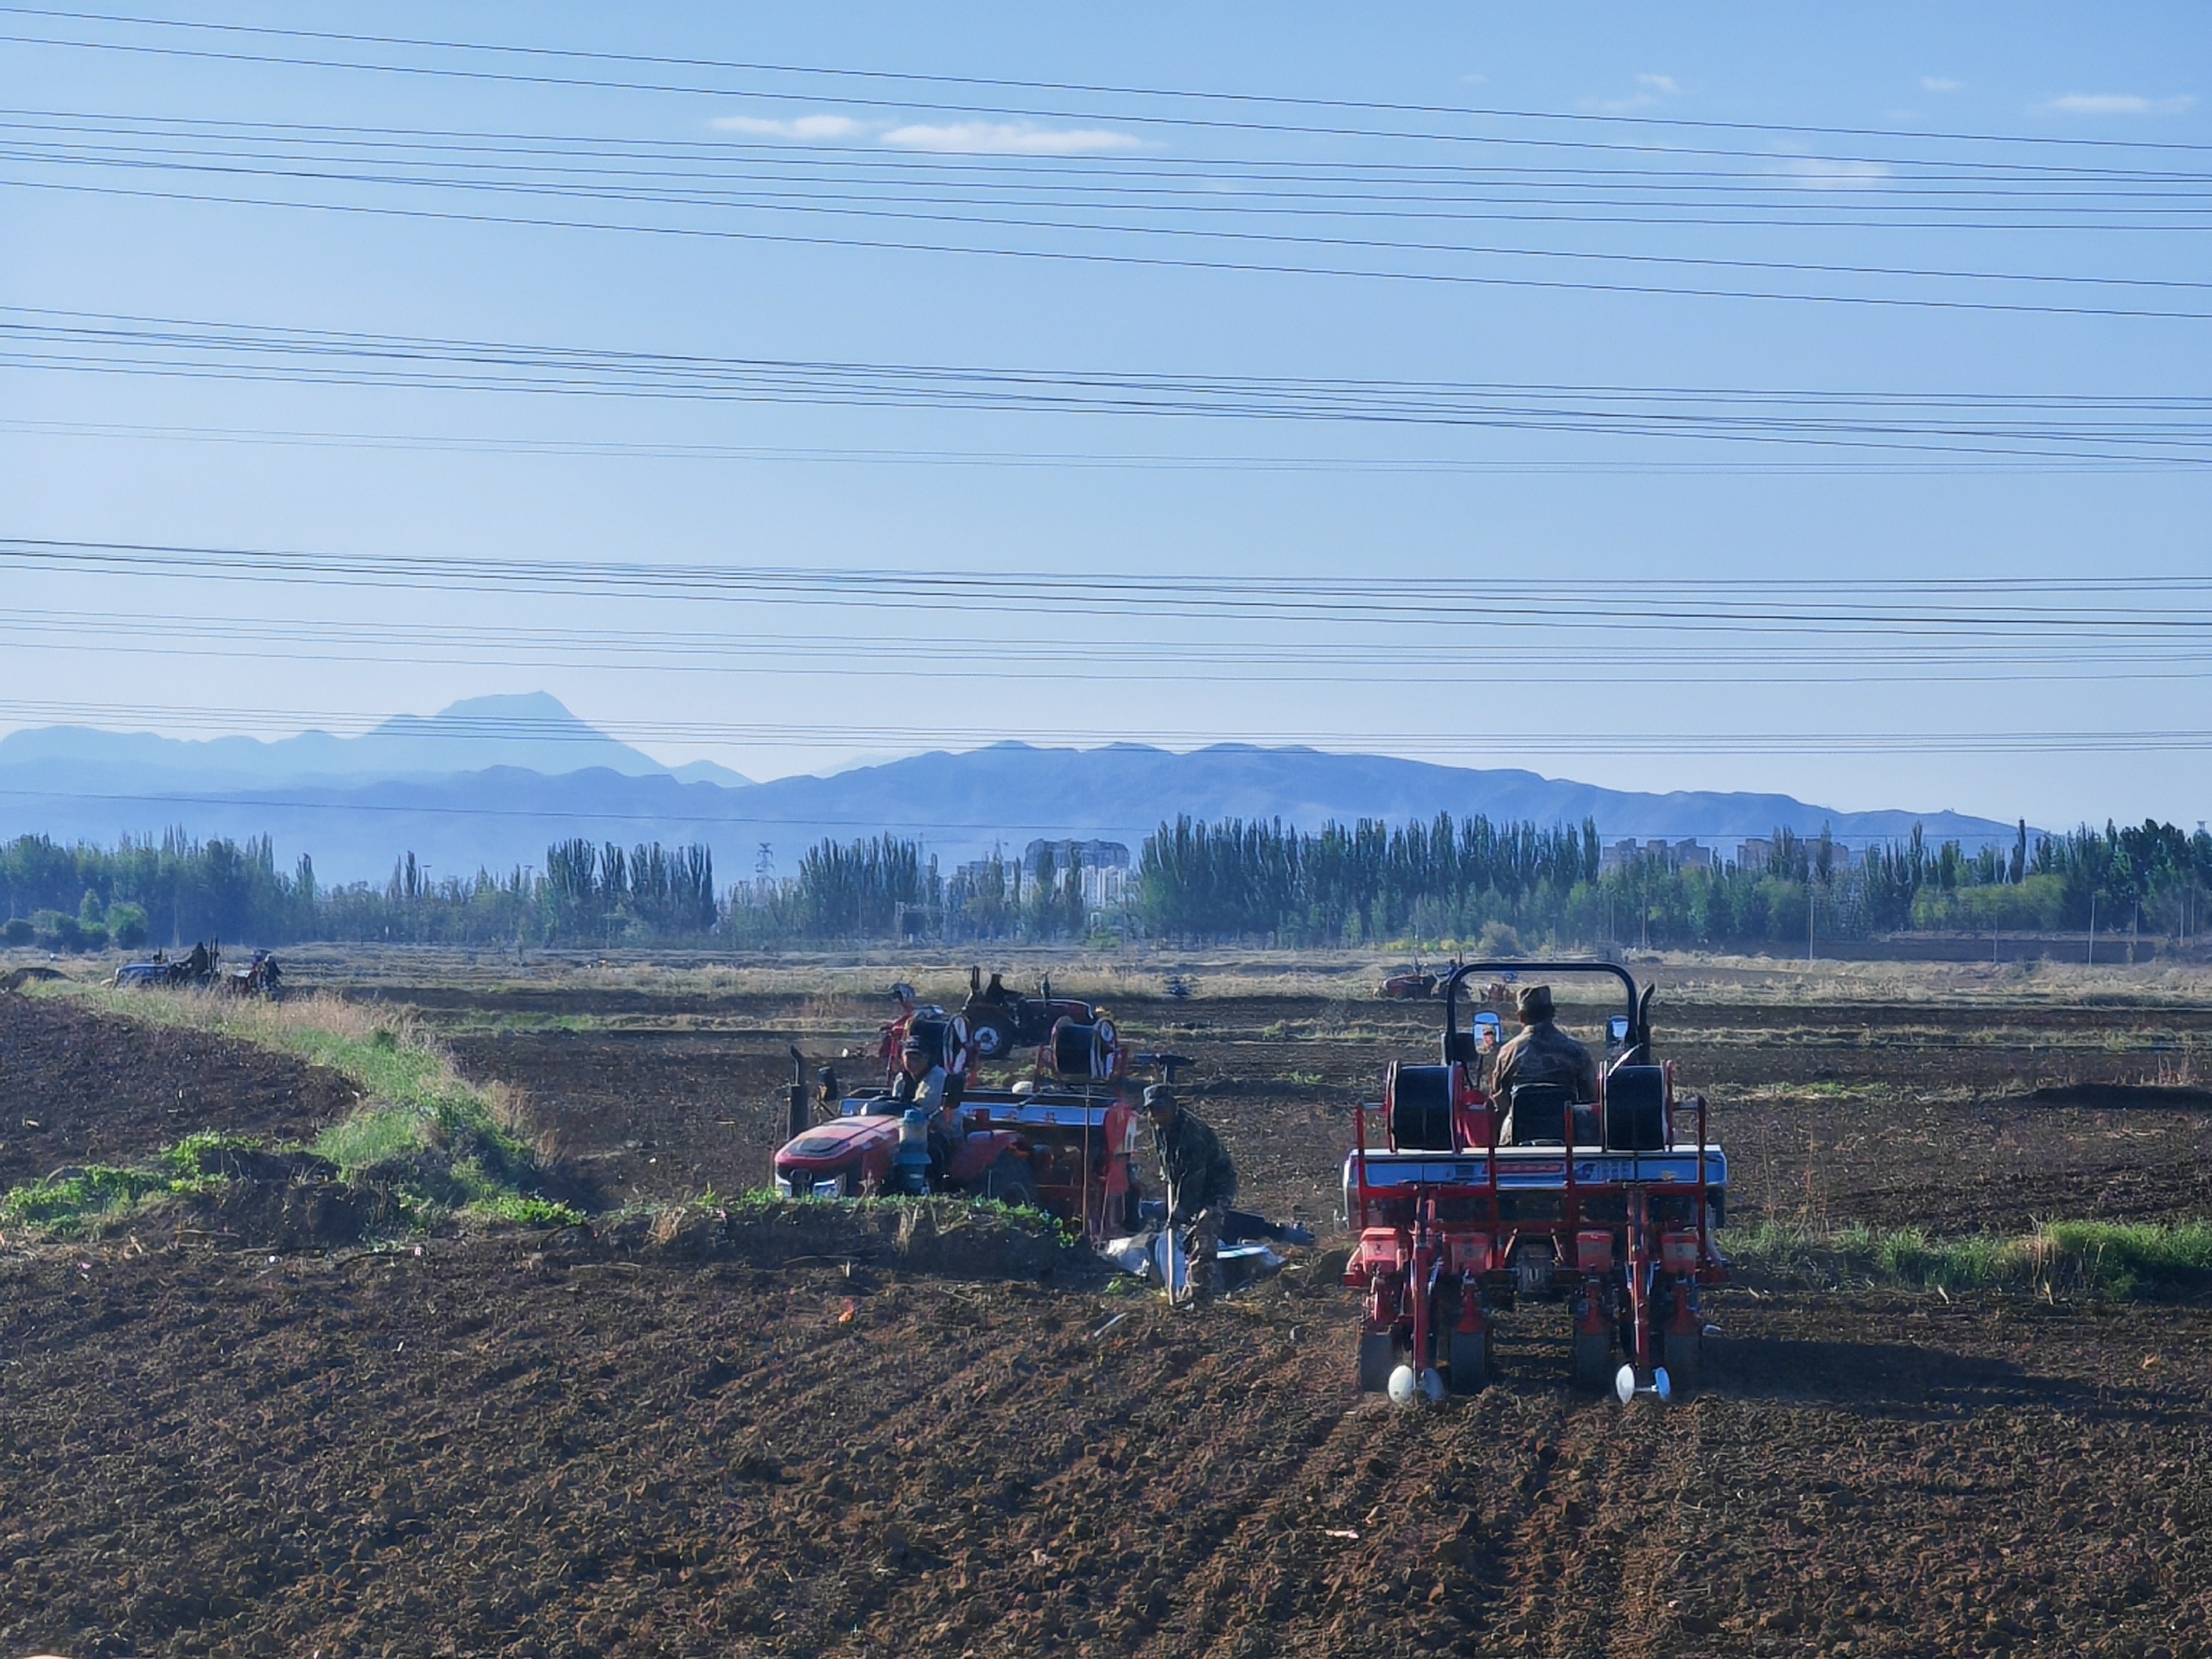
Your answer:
1343,960 -> 1727,1405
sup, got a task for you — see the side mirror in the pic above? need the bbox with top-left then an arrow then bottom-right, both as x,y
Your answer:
1608,1015 -> 1631,1046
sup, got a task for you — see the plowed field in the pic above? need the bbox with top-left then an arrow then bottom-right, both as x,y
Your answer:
2,958 -> 2209,1657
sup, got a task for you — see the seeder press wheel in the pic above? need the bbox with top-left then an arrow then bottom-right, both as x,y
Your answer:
1357,1332 -> 1395,1394
1572,1331 -> 1615,1392
1663,1327 -> 1703,1389
1446,1329 -> 1490,1394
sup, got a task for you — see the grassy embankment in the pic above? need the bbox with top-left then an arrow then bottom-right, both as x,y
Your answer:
1,986 -> 582,1235
1730,1216 -> 2212,1299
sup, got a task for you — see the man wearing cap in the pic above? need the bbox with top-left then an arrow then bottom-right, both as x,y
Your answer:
1492,982 -> 1599,1117
1142,1084 -> 1236,1302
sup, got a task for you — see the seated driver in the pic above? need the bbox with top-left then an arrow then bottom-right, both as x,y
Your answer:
894,1020 -> 971,1187
1492,983 -> 1599,1118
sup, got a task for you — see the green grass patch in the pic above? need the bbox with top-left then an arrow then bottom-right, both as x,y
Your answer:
1732,1217 -> 2212,1298
468,1193 -> 588,1229
156,1129 -> 264,1177
34,984 -> 565,1232
0,1162 -> 227,1230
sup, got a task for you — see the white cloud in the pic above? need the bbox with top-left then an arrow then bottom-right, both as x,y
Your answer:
878,121 -> 1144,156
1770,156 -> 1891,190
1920,76 -> 1962,92
1583,73 -> 1681,115
2040,92 -> 2195,116
710,113 -> 869,141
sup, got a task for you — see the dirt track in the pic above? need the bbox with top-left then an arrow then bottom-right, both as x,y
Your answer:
2,962 -> 2209,1656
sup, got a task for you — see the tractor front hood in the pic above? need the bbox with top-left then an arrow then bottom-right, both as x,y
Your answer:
775,1115 -> 895,1167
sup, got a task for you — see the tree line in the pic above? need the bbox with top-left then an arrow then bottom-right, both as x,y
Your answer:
4,814 -> 2208,953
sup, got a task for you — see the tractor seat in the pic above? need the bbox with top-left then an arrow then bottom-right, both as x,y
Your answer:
1502,1083 -> 1599,1147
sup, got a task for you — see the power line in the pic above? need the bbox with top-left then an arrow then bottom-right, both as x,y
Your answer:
15,416 -> 2181,474
11,108 -> 2206,189
10,112 -> 2209,218
18,170 -> 2209,321
5,604 -> 2209,687
4,310 -> 2207,463
6,538 -> 2212,638
5,134 -> 2206,318
6,5 -> 2208,160
0,696 -> 2206,757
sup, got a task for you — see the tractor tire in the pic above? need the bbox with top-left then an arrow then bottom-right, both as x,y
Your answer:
1447,1329 -> 1491,1395
966,1007 -> 1019,1060
981,1153 -> 1039,1211
1572,1330 -> 1614,1392
1663,1327 -> 1703,1392
1357,1332 -> 1396,1394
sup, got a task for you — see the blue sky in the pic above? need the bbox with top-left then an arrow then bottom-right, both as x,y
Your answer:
0,3 -> 2206,830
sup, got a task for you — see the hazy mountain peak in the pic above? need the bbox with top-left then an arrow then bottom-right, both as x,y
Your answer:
0,692 -> 753,789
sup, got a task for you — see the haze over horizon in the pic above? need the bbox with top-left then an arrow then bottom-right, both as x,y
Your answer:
2,3 -> 2205,835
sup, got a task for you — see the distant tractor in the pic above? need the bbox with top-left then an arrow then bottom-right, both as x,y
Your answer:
112,940 -> 220,990
1344,961 -> 1726,1402
957,966 -> 1102,1062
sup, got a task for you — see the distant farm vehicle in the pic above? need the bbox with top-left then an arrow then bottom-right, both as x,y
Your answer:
957,966 -> 1102,1063
220,950 -> 284,1000
1344,960 -> 1726,1404
111,941 -> 220,990
1381,957 -> 1462,1001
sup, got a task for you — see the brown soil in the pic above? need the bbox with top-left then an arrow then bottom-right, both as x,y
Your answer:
2,968 -> 2209,1656
0,995 -> 359,1192
0,1239 -> 2205,1658
437,988 -> 2212,1237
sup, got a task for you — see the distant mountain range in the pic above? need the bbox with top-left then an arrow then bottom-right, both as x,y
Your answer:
0,694 -> 2021,885
0,693 -> 753,791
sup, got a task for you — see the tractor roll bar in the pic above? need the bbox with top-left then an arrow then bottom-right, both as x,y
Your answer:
1441,960 -> 1643,1062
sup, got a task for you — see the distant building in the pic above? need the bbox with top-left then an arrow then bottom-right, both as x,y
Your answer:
1600,837 -> 1712,874
1021,838 -> 1130,873
957,844 -> 1132,912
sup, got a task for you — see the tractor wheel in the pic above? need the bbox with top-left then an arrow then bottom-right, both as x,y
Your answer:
1663,1327 -> 1703,1391
1571,1330 -> 1614,1392
967,1008 -> 1018,1060
1447,1329 -> 1491,1395
1357,1332 -> 1395,1394
981,1153 -> 1039,1211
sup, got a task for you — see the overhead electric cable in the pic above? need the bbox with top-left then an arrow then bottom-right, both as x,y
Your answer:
0,697 -> 2202,758
6,139 -> 2204,296
14,174 -> 2206,321
6,537 -> 2211,636
3,604 -> 2207,688
3,309 -> 2206,461
5,6 -> 2209,158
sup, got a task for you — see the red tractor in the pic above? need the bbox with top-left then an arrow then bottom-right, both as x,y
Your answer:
1344,960 -> 1726,1402
772,1001 -> 1155,1241
1371,960 -> 1459,1000
957,966 -> 1102,1062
